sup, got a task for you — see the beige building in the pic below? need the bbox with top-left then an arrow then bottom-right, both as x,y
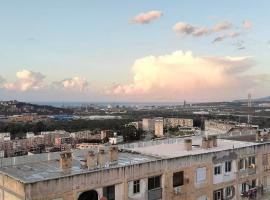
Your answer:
164,118 -> 193,128
1,136 -> 270,200
154,117 -> 164,137
142,118 -> 155,132
205,120 -> 258,135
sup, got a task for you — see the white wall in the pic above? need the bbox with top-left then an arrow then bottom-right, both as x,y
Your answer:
213,161 -> 236,184
128,178 -> 147,200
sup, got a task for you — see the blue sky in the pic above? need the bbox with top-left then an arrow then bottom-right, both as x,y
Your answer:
0,0 -> 269,102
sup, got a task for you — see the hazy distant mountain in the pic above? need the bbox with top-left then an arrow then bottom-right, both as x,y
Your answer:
234,96 -> 270,102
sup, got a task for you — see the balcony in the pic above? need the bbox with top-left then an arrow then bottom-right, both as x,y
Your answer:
247,167 -> 256,175
238,167 -> 256,178
148,188 -> 162,200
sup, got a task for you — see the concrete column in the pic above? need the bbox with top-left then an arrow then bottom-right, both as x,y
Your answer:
184,138 -> 192,151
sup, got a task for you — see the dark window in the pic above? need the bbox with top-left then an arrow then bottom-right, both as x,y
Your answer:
133,180 -> 140,194
241,183 -> 247,193
225,161 -> 232,172
214,189 -> 223,200
248,156 -> 255,166
239,159 -> 244,170
173,171 -> 184,187
214,166 -> 221,175
250,179 -> 256,189
148,176 -> 161,190
103,185 -> 115,200
225,186 -> 232,197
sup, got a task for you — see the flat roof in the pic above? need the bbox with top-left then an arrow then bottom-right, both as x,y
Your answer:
125,136 -> 259,159
0,151 -> 158,184
0,136 -> 261,184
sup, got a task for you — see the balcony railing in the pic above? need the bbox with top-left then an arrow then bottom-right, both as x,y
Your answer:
148,187 -> 162,200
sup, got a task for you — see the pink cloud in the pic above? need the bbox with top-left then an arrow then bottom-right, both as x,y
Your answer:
105,51 -> 265,101
131,10 -> 163,24
4,69 -> 45,91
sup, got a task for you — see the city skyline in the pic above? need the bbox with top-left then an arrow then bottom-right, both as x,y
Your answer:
0,0 -> 270,102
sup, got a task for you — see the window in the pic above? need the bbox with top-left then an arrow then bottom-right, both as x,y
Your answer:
248,156 -> 255,166
103,185 -> 115,200
196,167 -> 206,184
133,180 -> 140,194
250,179 -> 256,189
214,189 -> 222,200
225,161 -> 232,172
225,186 -> 232,198
173,171 -> 184,187
239,159 -> 244,170
214,166 -> 221,175
148,176 -> 161,190
241,183 -> 247,193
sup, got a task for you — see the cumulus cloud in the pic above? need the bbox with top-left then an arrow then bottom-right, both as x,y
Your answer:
105,51 -> 259,101
243,20 -> 252,29
131,10 -> 163,24
53,76 -> 88,91
173,21 -> 233,37
4,69 -> 45,91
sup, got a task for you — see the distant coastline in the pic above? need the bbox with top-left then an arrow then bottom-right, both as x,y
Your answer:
31,101 -> 184,108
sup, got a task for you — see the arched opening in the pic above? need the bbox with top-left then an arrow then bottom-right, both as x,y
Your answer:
78,190 -> 98,200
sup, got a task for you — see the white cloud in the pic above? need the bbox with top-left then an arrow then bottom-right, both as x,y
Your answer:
53,76 -> 88,91
4,69 -> 45,91
131,10 -> 163,24
243,20 -> 252,29
105,51 -> 259,101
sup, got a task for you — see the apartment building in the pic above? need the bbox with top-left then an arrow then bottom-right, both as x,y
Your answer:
154,117 -> 164,137
164,118 -> 193,128
205,120 -> 258,135
0,136 -> 270,200
142,118 -> 155,132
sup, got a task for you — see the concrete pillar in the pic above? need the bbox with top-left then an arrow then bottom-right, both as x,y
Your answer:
256,131 -> 261,142
60,152 -> 72,170
202,137 -> 208,149
109,146 -> 118,163
98,149 -> 106,167
208,137 -> 213,148
202,137 -> 213,149
87,151 -> 97,169
212,136 -> 217,147
184,138 -> 192,151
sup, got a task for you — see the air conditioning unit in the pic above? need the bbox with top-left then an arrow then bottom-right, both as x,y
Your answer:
174,186 -> 181,195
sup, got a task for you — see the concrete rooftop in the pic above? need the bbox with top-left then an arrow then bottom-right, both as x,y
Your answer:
0,136 -> 260,184
128,137 -> 258,159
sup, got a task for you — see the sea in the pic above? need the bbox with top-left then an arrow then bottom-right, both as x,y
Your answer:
31,101 -> 184,108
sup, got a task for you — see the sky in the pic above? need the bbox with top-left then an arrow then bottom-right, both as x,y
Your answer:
0,0 -> 270,102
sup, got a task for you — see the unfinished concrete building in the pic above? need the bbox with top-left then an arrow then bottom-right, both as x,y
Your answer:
0,136 -> 270,200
